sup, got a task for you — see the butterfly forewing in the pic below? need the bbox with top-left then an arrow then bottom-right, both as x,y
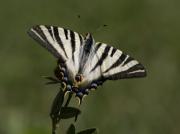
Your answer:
28,25 -> 84,76
92,42 -> 146,80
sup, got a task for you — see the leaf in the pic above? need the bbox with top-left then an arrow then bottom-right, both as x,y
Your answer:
45,81 -> 60,85
50,89 -> 65,134
50,89 -> 64,122
44,76 -> 59,81
77,128 -> 97,134
66,124 -> 75,134
74,113 -> 79,122
60,107 -> 81,119
43,76 -> 61,85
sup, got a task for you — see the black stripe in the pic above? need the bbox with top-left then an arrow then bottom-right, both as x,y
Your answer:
29,26 -> 65,62
45,25 -> 53,38
126,63 -> 145,72
103,53 -> 127,73
94,43 -> 102,53
84,34 -> 93,53
78,35 -> 93,73
53,27 -> 68,58
110,47 -> 116,57
91,45 -> 111,72
70,30 -> 76,62
85,34 -> 93,48
108,70 -> 146,80
107,63 -> 146,80
86,42 -> 101,72
120,53 -> 127,61
64,29 -> 68,39
122,56 -> 134,66
33,26 -> 48,42
79,34 -> 83,45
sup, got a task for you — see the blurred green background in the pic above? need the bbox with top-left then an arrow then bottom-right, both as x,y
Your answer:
0,0 -> 180,134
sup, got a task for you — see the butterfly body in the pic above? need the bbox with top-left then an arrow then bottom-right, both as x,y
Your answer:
28,25 -> 146,103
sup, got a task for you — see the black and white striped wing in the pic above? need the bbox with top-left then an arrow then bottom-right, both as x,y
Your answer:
28,25 -> 84,75
86,42 -> 146,83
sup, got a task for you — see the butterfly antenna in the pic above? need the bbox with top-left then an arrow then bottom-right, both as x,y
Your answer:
92,24 -> 108,35
76,15 -> 108,35
75,14 -> 88,33
77,15 -> 81,19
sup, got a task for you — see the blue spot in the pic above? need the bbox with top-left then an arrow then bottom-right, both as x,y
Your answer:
91,83 -> 97,89
76,92 -> 83,97
84,89 -> 89,95
97,81 -> 103,85
63,77 -> 68,82
66,85 -> 72,91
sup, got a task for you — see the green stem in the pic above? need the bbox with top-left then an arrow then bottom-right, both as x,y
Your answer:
52,92 -> 73,134
52,122 -> 56,134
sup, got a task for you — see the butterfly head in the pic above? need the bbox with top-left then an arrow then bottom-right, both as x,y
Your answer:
85,32 -> 91,38
85,33 -> 95,45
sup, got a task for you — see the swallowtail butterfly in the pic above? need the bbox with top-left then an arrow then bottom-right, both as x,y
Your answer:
28,25 -> 146,104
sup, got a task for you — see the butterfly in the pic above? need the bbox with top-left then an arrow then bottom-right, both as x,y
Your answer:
28,25 -> 146,104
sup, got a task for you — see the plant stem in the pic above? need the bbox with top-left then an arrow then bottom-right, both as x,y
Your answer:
52,92 -> 73,134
